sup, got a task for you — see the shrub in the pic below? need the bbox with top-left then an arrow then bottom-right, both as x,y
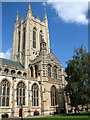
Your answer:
68,109 -> 72,113
1,113 -> 9,118
60,109 -> 65,114
34,110 -> 39,116
5,113 -> 9,118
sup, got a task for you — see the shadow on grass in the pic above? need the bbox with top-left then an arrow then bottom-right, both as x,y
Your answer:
24,118 -> 89,120
24,112 -> 90,120
63,112 -> 90,116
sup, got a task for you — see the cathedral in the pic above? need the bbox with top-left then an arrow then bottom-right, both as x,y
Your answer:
0,2 -> 68,118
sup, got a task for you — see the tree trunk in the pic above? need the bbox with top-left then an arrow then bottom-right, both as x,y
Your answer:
82,105 -> 83,111
87,104 -> 88,111
75,107 -> 77,114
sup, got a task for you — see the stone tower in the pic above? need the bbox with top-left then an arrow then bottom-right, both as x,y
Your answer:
12,2 -> 50,69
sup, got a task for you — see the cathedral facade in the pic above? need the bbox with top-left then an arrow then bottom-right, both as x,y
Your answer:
0,2 -> 67,118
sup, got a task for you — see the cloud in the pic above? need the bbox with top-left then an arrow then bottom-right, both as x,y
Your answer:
0,49 -> 12,60
42,2 -> 47,6
44,0 -> 89,25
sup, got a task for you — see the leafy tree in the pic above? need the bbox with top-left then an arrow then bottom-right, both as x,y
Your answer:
65,46 -> 90,112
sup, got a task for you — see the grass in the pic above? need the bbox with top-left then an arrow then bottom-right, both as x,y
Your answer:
24,111 -> 90,120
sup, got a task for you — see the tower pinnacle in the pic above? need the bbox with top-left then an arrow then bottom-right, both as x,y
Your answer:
26,2 -> 32,19
16,10 -> 19,21
27,2 -> 32,13
44,8 -> 47,20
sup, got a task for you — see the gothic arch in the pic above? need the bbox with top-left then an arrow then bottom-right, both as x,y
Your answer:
16,80 -> 26,88
40,30 -> 43,33
47,63 -> 52,67
50,85 -> 57,106
53,65 -> 57,68
47,64 -> 52,78
11,70 -> 16,75
0,78 -> 11,87
50,85 -> 56,91
33,27 -> 37,48
17,81 -> 26,105
31,82 -> 39,89
4,68 -> 9,74
53,65 -> 57,79
32,83 -> 39,106
17,71 -> 22,75
33,27 -> 37,31
30,66 -> 33,77
39,30 -> 44,43
0,79 -> 10,106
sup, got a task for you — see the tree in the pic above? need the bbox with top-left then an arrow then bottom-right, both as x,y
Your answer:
65,46 -> 90,113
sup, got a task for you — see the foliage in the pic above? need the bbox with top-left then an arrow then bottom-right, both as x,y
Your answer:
34,110 -> 40,116
1,113 -> 9,118
65,46 -> 90,108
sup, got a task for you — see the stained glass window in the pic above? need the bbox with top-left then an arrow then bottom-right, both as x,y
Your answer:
51,86 -> 57,106
32,84 -> 39,106
0,80 -> 10,106
17,82 -> 25,105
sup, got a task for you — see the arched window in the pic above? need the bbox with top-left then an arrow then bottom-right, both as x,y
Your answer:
17,82 -> 25,105
32,83 -> 39,106
48,64 -> 51,78
17,71 -> 22,76
53,66 -> 57,79
40,30 -> 44,43
11,70 -> 15,75
18,31 -> 20,53
51,86 -> 57,106
31,67 -> 33,77
35,65 -> 38,78
4,68 -> 9,74
23,72 -> 27,77
0,80 -> 10,106
33,27 -> 36,48
23,28 -> 25,50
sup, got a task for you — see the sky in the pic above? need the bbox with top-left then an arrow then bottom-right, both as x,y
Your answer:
0,1 -> 89,69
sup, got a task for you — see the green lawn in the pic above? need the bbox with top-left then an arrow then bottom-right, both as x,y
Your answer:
24,111 -> 90,120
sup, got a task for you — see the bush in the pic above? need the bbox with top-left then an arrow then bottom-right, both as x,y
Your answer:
54,111 -> 58,115
5,113 -> 9,118
34,110 -> 39,116
1,113 -> 9,118
68,109 -> 72,113
85,107 -> 88,111
60,109 -> 65,114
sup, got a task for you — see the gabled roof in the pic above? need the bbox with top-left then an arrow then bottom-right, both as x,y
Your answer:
0,58 -> 24,69
47,52 -> 62,66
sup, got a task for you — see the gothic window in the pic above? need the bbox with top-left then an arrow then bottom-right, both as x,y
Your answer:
35,65 -> 38,78
11,70 -> 15,75
23,28 -> 25,50
53,66 -> 57,79
31,67 -> 33,77
18,31 -> 20,52
48,64 -> 51,78
23,72 -> 27,77
4,68 -> 9,74
17,71 -> 22,76
51,86 -> 57,106
17,82 -> 25,105
33,28 -> 36,48
0,80 -> 10,106
40,30 -> 44,43
32,83 -> 39,106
